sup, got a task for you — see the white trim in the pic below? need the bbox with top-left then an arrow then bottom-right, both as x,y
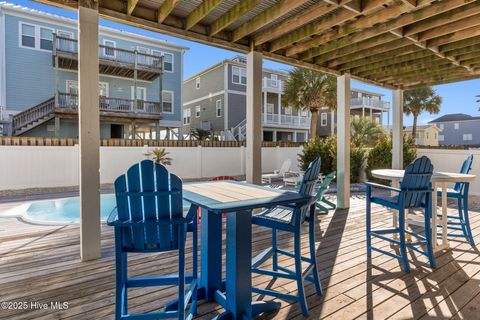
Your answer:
183,108 -> 191,125
195,77 -> 201,89
216,99 -> 222,118
99,82 -> 109,97
0,3 -> 188,52
223,64 -> 228,130
162,90 -> 174,114
58,68 -> 153,83
0,11 -> 6,109
232,65 -> 247,85
57,29 -> 73,38
103,39 -> 116,58
183,90 -> 225,106
228,89 -> 246,96
159,120 -> 182,128
18,21 -> 54,52
320,112 -> 328,126
131,86 -> 146,100
195,105 -> 201,118
151,50 -> 174,73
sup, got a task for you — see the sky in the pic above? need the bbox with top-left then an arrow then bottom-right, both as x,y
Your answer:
10,0 -> 480,126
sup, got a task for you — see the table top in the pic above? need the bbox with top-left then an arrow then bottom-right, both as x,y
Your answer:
183,181 -> 312,213
371,169 -> 476,183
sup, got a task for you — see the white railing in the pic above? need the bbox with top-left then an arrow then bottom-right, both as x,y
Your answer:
262,113 -> 310,129
0,105 -> 6,121
351,97 -> 390,110
263,78 -> 284,92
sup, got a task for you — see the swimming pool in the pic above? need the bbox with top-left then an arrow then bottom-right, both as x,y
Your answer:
3,194 -> 190,225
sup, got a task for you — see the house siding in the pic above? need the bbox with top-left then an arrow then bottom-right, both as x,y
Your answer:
435,121 -> 480,145
2,7 -> 185,136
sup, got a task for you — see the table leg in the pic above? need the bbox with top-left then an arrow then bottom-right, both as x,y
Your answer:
440,182 -> 449,250
200,208 -> 223,301
392,178 -> 400,240
432,181 -> 438,250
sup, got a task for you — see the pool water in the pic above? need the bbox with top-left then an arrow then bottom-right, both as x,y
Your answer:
22,194 -> 190,224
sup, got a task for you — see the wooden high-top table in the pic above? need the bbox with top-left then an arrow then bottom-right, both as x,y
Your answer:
371,169 -> 476,252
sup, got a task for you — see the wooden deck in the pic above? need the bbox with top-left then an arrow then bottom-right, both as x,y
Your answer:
1,195 -> 480,319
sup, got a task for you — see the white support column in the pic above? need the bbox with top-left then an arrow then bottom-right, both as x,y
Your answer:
392,89 -> 404,170
246,51 -> 262,184
263,90 -> 267,123
336,74 -> 351,209
273,130 -> 277,142
78,5 -> 100,261
277,92 -> 281,124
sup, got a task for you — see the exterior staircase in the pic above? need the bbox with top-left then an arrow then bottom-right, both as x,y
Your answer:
11,97 -> 55,136
230,119 -> 246,141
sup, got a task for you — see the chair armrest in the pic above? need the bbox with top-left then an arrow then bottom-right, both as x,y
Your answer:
365,182 -> 401,193
107,204 -> 198,227
107,207 -> 118,226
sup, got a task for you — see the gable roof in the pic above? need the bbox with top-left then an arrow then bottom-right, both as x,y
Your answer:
429,114 -> 480,123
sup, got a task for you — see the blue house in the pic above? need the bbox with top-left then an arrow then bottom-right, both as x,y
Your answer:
430,113 -> 480,146
0,2 -> 187,138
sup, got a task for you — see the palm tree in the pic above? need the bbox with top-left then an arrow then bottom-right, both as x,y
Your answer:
282,68 -> 337,139
150,148 -> 172,166
404,87 -> 442,138
350,117 -> 386,147
191,128 -> 211,141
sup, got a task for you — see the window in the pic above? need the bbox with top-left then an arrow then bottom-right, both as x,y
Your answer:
321,113 -> 328,126
162,91 -> 173,113
195,106 -> 201,118
131,86 -> 146,100
183,108 -> 191,125
454,122 -> 459,130
232,66 -> 247,85
195,77 -> 201,90
98,82 -> 109,97
267,103 -> 274,114
66,80 -> 107,96
439,135 -> 444,141
66,80 -> 79,95
271,74 -> 278,87
103,39 -> 116,57
463,134 -> 472,141
151,50 -> 173,72
136,46 -> 150,65
438,123 -> 444,130
216,100 -> 222,117
40,27 -> 53,50
20,23 -> 35,48
57,30 -> 73,38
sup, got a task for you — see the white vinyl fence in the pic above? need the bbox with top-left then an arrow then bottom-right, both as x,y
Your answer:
0,145 -> 302,190
417,148 -> 480,195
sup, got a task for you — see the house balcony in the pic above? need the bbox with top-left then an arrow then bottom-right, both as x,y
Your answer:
262,78 -> 284,93
262,113 -> 310,129
53,36 -> 163,81
351,97 -> 390,111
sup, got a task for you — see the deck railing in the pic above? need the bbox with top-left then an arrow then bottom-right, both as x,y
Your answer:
12,97 -> 55,131
54,36 -> 163,71
263,78 -> 284,92
57,92 -> 162,115
262,113 -> 311,129
351,97 -> 390,110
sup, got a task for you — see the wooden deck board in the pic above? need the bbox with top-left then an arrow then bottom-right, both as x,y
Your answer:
1,196 -> 480,319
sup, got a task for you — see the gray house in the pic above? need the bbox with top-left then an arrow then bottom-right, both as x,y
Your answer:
0,3 -> 187,138
182,56 -> 310,142
430,113 -> 480,146
317,88 -> 390,136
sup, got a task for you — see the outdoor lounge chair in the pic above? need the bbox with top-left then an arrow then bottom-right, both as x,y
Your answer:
107,160 -> 198,320
316,171 -> 336,213
251,157 -> 322,316
437,154 -> 474,245
262,159 -> 292,183
366,156 -> 436,273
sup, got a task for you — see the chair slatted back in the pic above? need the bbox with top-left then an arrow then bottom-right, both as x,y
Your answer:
400,156 -> 433,208
454,154 -> 473,193
279,159 -> 292,175
114,160 -> 183,251
294,157 -> 321,225
317,171 -> 336,199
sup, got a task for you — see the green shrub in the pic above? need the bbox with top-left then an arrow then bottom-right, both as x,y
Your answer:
350,145 -> 366,183
366,134 -> 417,181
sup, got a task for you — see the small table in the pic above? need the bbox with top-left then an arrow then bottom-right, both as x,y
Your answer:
183,181 -> 313,320
371,169 -> 476,251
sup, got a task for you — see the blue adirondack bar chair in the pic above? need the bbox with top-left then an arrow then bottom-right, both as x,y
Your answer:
437,154 -> 474,245
366,156 -> 436,273
251,157 -> 322,316
107,160 -> 198,320
316,171 -> 336,213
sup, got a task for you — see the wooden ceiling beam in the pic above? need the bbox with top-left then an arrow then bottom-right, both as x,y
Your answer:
209,0 -> 263,36
364,58 -> 450,78
378,65 -> 464,83
185,0 -> 225,30
349,50 -> 435,73
387,68 -> 477,86
231,0 -> 311,43
127,0 -> 139,15
427,25 -> 480,48
157,0 -> 181,24
417,14 -> 480,41
253,1 -> 337,45
403,73 -> 480,88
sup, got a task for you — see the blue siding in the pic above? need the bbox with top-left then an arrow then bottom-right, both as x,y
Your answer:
3,11 -> 183,127
436,121 -> 480,145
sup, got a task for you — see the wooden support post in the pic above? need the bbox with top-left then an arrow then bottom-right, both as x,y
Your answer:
392,89 -> 404,170
78,4 -> 100,261
246,50 -> 262,184
54,117 -> 60,137
337,74 -> 350,209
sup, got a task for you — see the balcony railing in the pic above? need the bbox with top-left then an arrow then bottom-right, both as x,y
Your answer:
263,78 -> 284,92
54,35 -> 163,71
262,113 -> 310,129
57,93 -> 162,115
351,97 -> 390,110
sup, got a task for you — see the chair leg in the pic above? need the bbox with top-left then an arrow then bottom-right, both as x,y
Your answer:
309,212 -> 322,296
457,198 -> 469,241
424,199 -> 436,269
272,228 -> 278,272
192,221 -> 198,316
115,230 -> 127,320
398,209 -> 410,273
178,224 -> 186,320
463,196 -> 475,246
366,194 -> 372,258
294,230 -> 309,316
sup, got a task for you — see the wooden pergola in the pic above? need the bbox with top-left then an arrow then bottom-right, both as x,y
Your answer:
33,0 -> 480,260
